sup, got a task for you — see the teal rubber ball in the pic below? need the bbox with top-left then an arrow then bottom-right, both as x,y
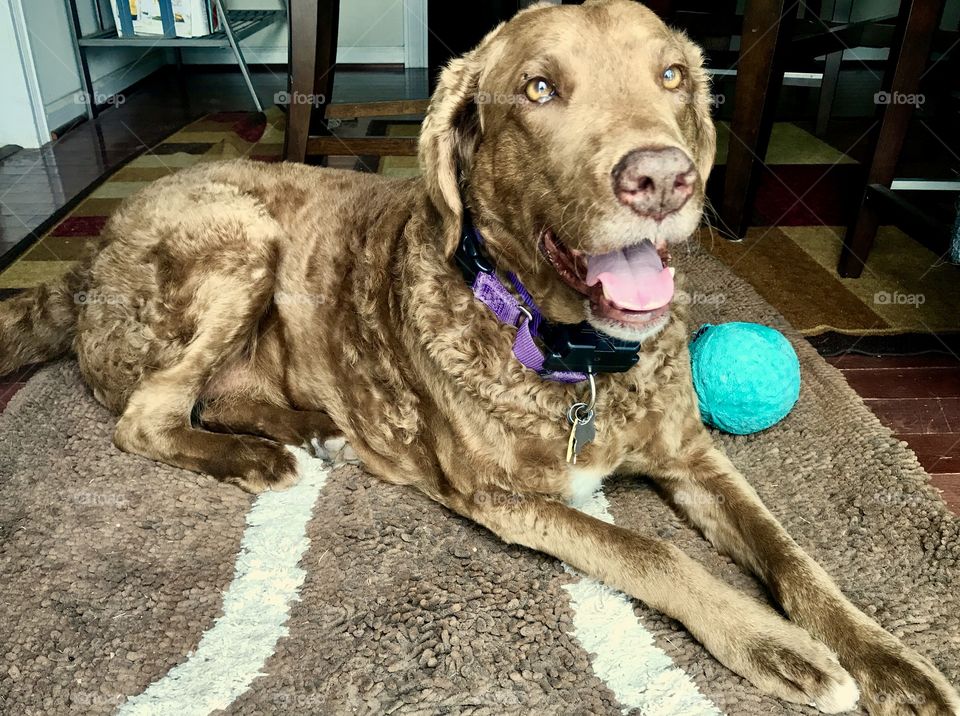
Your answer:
690,322 -> 801,435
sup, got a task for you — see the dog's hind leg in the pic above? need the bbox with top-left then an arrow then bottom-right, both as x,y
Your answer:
197,397 -> 358,465
445,488 -> 857,713
113,275 -> 299,493
646,445 -> 960,714
197,398 -> 339,445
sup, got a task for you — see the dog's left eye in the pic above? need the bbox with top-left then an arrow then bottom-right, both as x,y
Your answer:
525,77 -> 557,103
661,65 -> 684,90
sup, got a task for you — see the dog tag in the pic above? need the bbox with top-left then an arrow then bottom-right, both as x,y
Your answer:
574,412 -> 596,453
565,405 -> 595,464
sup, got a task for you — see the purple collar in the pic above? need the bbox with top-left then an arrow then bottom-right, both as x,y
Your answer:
455,225 -> 587,383
471,269 -> 589,383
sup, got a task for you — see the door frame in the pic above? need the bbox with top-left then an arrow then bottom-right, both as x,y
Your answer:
6,0 -> 49,146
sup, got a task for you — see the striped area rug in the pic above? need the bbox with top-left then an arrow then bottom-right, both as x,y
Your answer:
0,109 -> 285,293
2,245 -> 959,715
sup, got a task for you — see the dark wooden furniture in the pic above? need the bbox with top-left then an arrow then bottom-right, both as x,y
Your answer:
719,0 -> 799,241
284,0 -> 339,162
838,0 -> 950,277
653,0 -> 955,277
711,3 -> 929,241
283,0 -> 425,163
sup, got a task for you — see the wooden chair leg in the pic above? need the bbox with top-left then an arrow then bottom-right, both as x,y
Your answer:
284,0 -> 340,163
815,50 -> 843,137
720,0 -> 797,239
815,0 -> 847,137
841,188 -> 882,278
838,0 -> 946,277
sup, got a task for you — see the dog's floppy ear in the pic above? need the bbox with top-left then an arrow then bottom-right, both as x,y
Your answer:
419,25 -> 505,258
680,35 -> 718,184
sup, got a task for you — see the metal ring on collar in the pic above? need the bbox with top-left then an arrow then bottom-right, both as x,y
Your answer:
516,305 -> 533,327
566,401 -> 594,425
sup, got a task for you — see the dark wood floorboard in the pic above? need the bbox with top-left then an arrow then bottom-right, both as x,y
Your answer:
828,353 -> 960,369
862,397 -> 959,434
828,353 -> 960,513
839,366 -> 960,399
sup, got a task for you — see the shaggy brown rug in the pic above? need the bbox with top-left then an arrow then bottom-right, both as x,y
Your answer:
1,245 -> 958,715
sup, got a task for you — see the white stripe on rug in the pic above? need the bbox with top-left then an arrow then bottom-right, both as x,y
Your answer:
564,489 -> 721,716
118,447 -> 327,716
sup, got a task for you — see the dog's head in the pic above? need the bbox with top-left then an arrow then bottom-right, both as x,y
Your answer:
420,0 -> 716,343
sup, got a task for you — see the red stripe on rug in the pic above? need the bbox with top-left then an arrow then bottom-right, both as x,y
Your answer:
52,216 -> 108,237
754,164 -> 862,226
207,111 -> 261,123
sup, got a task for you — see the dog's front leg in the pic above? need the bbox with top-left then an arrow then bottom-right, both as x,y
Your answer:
641,443 -> 960,714
445,488 -> 856,712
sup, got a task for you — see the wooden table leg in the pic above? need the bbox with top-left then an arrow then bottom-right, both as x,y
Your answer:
284,0 -> 340,163
720,0 -> 797,239
837,0 -> 946,277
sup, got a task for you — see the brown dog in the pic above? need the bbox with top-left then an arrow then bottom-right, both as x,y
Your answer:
1,1 -> 957,712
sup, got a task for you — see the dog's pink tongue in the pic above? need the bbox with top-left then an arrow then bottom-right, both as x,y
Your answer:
585,241 -> 674,311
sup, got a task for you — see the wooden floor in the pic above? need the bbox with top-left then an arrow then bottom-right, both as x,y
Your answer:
0,67 -> 428,271
828,353 -> 960,513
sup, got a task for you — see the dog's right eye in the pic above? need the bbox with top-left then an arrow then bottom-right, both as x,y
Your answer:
524,78 -> 557,104
661,65 -> 684,90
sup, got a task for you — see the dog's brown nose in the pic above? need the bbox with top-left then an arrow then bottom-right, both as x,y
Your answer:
612,147 -> 697,221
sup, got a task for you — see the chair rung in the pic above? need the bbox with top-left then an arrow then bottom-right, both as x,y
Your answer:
305,136 -> 419,157
325,100 -> 430,120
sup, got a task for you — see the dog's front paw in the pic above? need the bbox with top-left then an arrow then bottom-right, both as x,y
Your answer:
747,627 -> 859,713
847,634 -> 960,715
716,616 -> 858,713
309,435 -> 361,467
223,438 -> 300,494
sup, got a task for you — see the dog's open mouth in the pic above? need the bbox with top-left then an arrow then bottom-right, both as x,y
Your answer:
540,229 -> 674,327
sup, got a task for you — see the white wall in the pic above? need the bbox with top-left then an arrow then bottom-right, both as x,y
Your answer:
20,0 -> 85,133
182,0 -> 423,66
341,0 -> 404,55
15,0 -> 165,140
0,0 -> 45,147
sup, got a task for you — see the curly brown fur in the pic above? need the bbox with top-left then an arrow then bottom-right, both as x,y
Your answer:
0,257 -> 91,375
0,1 -> 956,712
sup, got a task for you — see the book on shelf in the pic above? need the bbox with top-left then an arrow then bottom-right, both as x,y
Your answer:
108,0 -> 222,39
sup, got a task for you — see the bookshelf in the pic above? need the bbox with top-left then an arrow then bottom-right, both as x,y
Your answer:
66,1 -> 287,118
